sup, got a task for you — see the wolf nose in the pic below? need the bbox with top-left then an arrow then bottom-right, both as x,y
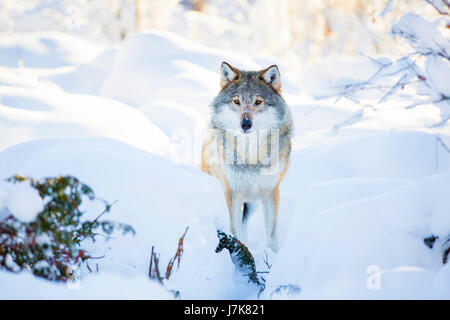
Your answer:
241,118 -> 252,132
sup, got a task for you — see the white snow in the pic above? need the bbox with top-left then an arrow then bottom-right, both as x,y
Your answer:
0,1 -> 450,300
4,182 -> 44,222
0,271 -> 172,300
0,31 -> 103,68
0,78 -> 171,155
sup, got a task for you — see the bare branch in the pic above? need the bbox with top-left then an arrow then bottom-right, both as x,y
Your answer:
165,227 -> 189,280
425,0 -> 450,15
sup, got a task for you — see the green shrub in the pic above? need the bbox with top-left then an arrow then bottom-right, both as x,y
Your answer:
0,175 -> 135,282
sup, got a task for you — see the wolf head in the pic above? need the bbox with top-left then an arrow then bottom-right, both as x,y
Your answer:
210,62 -> 292,136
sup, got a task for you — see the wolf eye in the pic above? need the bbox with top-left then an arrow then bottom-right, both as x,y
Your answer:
232,98 -> 240,105
255,99 -> 263,106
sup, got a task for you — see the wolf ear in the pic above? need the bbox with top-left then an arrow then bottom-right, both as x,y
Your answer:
259,65 -> 281,92
220,61 -> 240,88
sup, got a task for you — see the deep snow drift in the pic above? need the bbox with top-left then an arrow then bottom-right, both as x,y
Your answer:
0,27 -> 450,299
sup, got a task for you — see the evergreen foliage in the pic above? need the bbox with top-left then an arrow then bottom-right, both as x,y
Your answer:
0,175 -> 135,282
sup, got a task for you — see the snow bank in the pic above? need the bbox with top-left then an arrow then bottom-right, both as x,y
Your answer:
0,137 -> 247,299
252,129 -> 450,299
266,170 -> 450,299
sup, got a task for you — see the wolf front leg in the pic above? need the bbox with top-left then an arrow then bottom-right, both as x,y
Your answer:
225,190 -> 245,241
262,186 -> 280,252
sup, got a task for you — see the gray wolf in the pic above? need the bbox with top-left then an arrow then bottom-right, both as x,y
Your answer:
201,61 -> 293,252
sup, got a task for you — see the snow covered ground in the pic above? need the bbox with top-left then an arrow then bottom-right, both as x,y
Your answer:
1,3 -> 450,300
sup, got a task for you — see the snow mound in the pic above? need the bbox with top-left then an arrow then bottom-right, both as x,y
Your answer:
0,84 -> 170,155
100,30 -> 260,107
0,31 -> 103,68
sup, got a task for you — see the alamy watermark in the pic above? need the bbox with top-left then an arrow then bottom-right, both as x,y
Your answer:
170,127 -> 281,175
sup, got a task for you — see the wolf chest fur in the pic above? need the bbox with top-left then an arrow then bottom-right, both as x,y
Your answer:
201,61 -> 293,252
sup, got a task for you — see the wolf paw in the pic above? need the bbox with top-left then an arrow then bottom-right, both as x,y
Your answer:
267,237 -> 279,253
